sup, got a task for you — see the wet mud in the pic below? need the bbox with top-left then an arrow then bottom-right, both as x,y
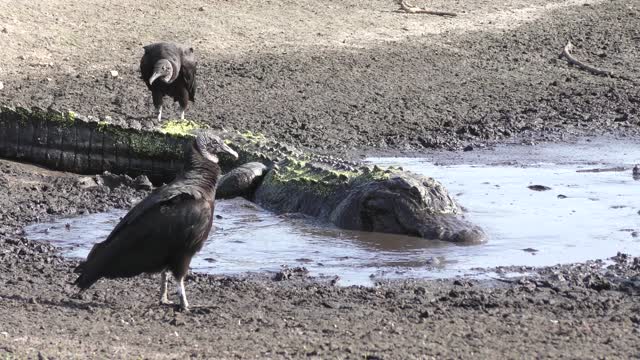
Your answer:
1,0 -> 640,357
1,158 -> 640,358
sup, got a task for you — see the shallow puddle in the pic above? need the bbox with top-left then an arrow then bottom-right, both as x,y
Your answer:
25,140 -> 640,286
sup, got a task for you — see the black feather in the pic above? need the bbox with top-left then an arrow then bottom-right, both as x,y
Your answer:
139,42 -> 197,111
74,138 -> 221,290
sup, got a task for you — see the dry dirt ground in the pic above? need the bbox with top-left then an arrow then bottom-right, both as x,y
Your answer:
0,0 -> 638,153
1,0 -> 640,358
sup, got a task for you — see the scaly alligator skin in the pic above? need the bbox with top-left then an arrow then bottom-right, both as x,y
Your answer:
0,106 -> 487,244
0,106 -> 189,184
224,132 -> 486,244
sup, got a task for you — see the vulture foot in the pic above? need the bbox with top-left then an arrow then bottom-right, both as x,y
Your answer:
159,271 -> 173,305
177,277 -> 189,311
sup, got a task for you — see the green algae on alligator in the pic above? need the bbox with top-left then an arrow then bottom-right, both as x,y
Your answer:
0,106 -> 486,244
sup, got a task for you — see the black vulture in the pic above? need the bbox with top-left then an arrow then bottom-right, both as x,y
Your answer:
139,42 -> 197,122
74,132 -> 238,310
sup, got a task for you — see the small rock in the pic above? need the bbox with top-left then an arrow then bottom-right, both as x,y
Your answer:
274,266 -> 309,281
198,6 -> 205,11
133,175 -> 153,191
522,248 -> 539,254
169,315 -> 185,326
557,194 -> 567,199
414,286 -> 427,295
528,185 -> 551,191
632,231 -> 639,238
320,301 -> 336,309
130,120 -> 142,130
77,176 -> 98,189
1,27 -> 7,33
0,81 -> 3,91
215,214 -> 223,219
463,145 -> 474,152
110,70 -> 119,78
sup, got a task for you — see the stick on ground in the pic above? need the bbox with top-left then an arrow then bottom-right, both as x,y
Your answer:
559,41 -> 635,82
396,0 -> 457,17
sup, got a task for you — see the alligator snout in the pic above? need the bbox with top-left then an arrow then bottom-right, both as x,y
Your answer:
330,172 -> 488,244
417,214 -> 487,244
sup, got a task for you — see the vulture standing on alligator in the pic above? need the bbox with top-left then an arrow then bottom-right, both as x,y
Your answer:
140,42 -> 197,122
74,132 -> 238,310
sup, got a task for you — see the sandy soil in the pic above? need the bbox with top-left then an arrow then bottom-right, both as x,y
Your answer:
1,0 -> 640,358
0,0 -> 638,153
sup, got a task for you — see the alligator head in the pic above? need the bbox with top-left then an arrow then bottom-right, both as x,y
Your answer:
329,172 -> 487,244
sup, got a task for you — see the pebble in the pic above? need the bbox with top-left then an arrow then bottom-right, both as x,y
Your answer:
109,70 -> 119,78
133,175 -> 153,191
0,81 -> 3,91
528,185 -> 551,191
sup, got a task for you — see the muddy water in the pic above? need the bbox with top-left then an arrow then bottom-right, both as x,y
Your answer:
25,141 -> 640,285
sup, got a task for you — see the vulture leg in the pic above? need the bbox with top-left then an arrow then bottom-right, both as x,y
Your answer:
178,89 -> 189,120
152,90 -> 164,122
177,277 -> 189,310
159,271 -> 173,305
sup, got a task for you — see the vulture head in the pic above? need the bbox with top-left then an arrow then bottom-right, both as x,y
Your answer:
149,59 -> 173,84
195,133 -> 239,164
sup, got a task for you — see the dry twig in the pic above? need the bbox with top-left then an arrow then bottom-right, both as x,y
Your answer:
559,41 -> 635,82
396,0 -> 457,17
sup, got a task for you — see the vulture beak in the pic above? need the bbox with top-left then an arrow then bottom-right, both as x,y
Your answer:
149,72 -> 161,85
220,143 -> 239,160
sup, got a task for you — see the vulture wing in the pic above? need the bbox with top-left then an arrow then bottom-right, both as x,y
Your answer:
180,47 -> 197,101
74,187 -> 213,289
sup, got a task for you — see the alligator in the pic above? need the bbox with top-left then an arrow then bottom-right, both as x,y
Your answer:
0,106 -> 487,244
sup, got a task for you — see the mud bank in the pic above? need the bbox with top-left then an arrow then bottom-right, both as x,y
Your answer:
1,158 -> 640,358
0,0 -> 638,154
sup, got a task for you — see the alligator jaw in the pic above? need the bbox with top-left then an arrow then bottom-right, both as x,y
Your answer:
417,214 -> 487,244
